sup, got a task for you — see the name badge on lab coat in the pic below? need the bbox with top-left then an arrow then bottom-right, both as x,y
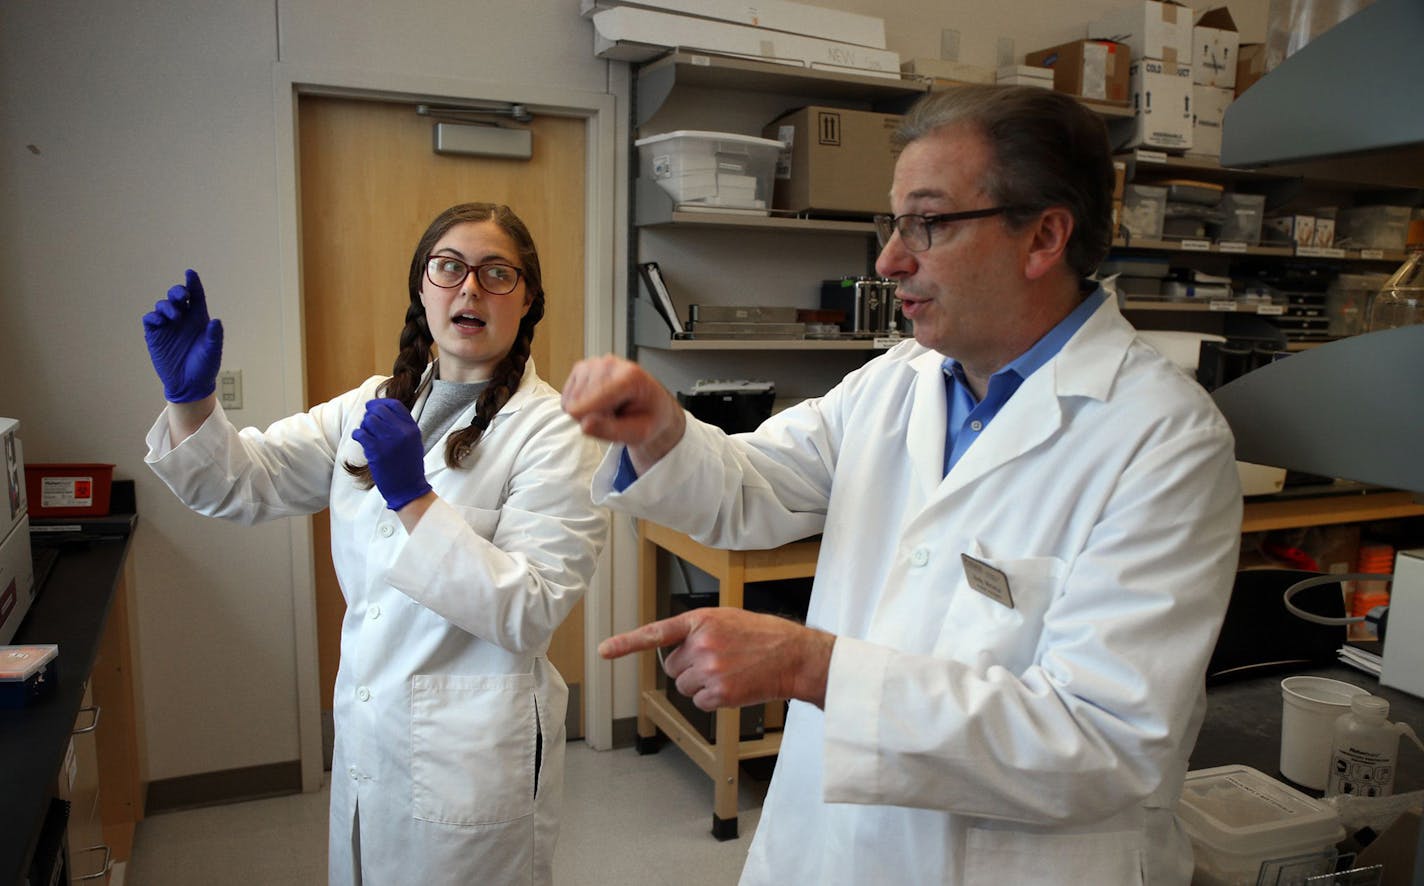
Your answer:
961,554 -> 1014,609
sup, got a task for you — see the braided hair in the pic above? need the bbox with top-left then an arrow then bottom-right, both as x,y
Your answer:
344,203 -> 546,485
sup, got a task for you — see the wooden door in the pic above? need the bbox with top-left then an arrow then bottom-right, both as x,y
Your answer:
297,96 -> 588,741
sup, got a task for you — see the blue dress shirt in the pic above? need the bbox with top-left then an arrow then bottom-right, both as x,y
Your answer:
941,288 -> 1106,476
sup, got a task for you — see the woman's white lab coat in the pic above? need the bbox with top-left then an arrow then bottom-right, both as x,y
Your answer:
147,362 -> 608,886
595,296 -> 1243,885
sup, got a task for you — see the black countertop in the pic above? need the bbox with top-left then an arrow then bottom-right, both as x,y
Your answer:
1193,662 -> 1424,795
1,520 -> 134,885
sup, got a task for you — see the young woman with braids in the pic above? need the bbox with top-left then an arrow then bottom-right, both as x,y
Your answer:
141,203 -> 609,885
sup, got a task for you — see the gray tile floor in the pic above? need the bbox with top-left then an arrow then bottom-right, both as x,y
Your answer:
118,741 -> 766,885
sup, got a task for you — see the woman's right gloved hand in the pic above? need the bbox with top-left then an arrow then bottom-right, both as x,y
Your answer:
143,269 -> 224,403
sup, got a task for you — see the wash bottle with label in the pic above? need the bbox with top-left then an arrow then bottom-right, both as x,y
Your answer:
1325,695 -> 1424,798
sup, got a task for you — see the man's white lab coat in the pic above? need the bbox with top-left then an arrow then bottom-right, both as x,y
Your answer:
148,363 -> 607,885
595,296 -> 1242,884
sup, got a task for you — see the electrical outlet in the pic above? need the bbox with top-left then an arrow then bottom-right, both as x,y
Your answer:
218,369 -> 243,410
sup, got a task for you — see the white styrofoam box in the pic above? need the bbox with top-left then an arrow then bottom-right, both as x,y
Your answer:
579,0 -> 887,49
1189,84 -> 1233,157
1122,59 -> 1193,150
1089,0 -> 1195,65
0,516 -> 35,646
1178,765 -> 1343,886
0,418 -> 25,543
1193,21 -> 1238,87
592,7 -> 901,78
636,130 -> 783,211
995,64 -> 1054,89
1381,550 -> 1424,700
901,58 -> 995,84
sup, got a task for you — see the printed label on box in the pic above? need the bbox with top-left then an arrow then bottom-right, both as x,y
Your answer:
41,476 -> 94,508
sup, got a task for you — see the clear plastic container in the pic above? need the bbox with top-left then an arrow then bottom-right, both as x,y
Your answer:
1178,765 -> 1343,886
635,130 -> 784,212
1365,250 -> 1424,332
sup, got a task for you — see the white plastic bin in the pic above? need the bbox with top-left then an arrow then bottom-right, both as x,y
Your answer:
636,130 -> 784,212
1177,765 -> 1344,886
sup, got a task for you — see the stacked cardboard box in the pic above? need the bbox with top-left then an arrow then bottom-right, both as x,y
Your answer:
1090,0 -> 1195,151
1024,39 -> 1131,105
1190,8 -> 1238,157
763,106 -> 902,216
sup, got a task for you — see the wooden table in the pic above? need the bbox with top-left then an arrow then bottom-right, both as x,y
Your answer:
635,490 -> 1424,840
636,520 -> 818,839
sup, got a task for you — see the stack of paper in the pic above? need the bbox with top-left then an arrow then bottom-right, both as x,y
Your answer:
1338,644 -> 1382,676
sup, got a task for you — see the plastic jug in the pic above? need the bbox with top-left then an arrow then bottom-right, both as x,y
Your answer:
1325,694 -> 1424,797
1365,250 -> 1424,332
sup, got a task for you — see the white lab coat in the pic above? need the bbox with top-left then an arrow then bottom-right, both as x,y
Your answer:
147,361 -> 608,886
594,296 -> 1243,885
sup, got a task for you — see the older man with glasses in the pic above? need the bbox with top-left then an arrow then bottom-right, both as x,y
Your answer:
563,84 -> 1242,885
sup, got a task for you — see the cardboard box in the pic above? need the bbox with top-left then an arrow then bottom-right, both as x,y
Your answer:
1123,59 -> 1194,150
1266,213 -> 1316,248
592,6 -> 901,78
1089,0 -> 1195,65
1024,39 -> 1131,104
579,0 -> 887,49
900,58 -> 994,84
1235,43 -> 1267,96
0,419 -> 25,543
1189,84 -> 1233,157
764,106 -> 902,216
1193,7 -> 1239,88
1312,215 -> 1335,248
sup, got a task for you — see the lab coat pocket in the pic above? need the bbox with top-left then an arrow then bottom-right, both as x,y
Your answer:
936,551 -> 1065,674
453,504 -> 501,541
410,673 -> 536,826
964,827 -> 1143,885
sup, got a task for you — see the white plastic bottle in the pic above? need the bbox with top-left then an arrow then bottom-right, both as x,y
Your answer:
1325,695 -> 1424,798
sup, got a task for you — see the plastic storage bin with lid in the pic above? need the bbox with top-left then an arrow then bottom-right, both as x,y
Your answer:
1177,765 -> 1344,886
636,130 -> 784,213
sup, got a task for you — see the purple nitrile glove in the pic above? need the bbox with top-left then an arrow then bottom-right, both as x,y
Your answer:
352,398 -> 432,511
142,269 -> 224,403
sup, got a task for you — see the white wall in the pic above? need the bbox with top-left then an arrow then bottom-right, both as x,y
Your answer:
0,0 -> 1266,786
0,0 -> 611,784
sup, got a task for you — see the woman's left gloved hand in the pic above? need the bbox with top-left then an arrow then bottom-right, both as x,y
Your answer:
352,398 -> 432,511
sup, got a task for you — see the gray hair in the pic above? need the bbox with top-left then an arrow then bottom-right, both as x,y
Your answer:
893,85 -> 1115,279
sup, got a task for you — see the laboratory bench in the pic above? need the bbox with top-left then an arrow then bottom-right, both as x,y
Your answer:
1,512 -> 143,886
1193,662 -> 1424,796
634,488 -> 1424,840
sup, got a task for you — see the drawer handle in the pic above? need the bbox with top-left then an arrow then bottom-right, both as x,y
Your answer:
74,843 -> 112,880
73,704 -> 102,735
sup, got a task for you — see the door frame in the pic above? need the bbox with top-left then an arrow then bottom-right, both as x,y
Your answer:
271,63 -> 627,792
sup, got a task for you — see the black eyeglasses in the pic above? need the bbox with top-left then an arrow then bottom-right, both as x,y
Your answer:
425,255 -> 524,295
873,206 -> 1030,252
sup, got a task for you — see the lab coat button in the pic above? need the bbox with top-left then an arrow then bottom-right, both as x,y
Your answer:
367,604 -> 380,620
348,767 -> 358,779
357,686 -> 371,702
378,523 -> 395,538
911,548 -> 929,567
